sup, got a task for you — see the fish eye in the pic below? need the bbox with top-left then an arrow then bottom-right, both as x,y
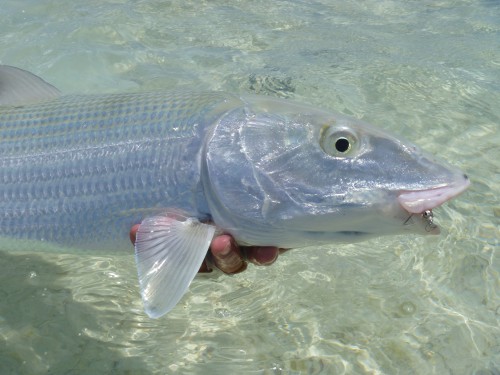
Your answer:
320,126 -> 358,157
335,137 -> 351,153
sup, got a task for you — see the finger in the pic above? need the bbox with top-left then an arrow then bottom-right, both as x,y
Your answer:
210,235 -> 247,274
129,224 -> 140,244
245,246 -> 280,266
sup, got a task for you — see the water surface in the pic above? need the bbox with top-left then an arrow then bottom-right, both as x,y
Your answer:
0,1 -> 498,374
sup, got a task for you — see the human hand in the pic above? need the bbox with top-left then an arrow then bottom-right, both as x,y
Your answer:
129,224 -> 283,274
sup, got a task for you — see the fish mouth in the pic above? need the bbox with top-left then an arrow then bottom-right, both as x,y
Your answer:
397,176 -> 470,214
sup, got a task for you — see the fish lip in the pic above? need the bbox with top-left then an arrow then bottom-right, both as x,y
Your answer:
397,177 -> 470,214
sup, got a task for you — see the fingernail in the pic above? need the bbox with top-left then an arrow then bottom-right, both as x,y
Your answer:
251,247 -> 279,265
220,240 -> 233,256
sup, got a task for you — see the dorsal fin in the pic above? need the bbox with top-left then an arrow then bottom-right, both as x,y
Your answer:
0,65 -> 61,106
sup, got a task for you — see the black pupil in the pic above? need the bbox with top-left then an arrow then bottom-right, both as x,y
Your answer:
335,138 -> 350,152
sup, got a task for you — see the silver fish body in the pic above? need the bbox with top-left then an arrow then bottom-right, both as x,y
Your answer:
0,91 -> 240,251
0,65 -> 469,317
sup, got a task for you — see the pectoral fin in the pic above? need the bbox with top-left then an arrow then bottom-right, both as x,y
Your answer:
134,212 -> 215,318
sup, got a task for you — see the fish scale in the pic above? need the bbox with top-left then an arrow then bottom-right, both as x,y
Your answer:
0,91 -> 235,249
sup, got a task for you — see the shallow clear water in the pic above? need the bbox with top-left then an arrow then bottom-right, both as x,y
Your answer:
0,0 -> 498,374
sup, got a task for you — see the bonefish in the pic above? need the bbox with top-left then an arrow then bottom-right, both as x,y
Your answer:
0,65 -> 469,317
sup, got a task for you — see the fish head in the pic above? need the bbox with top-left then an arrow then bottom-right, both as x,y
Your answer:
203,95 -> 469,248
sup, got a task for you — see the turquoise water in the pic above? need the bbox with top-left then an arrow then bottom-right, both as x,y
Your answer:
0,1 -> 498,374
